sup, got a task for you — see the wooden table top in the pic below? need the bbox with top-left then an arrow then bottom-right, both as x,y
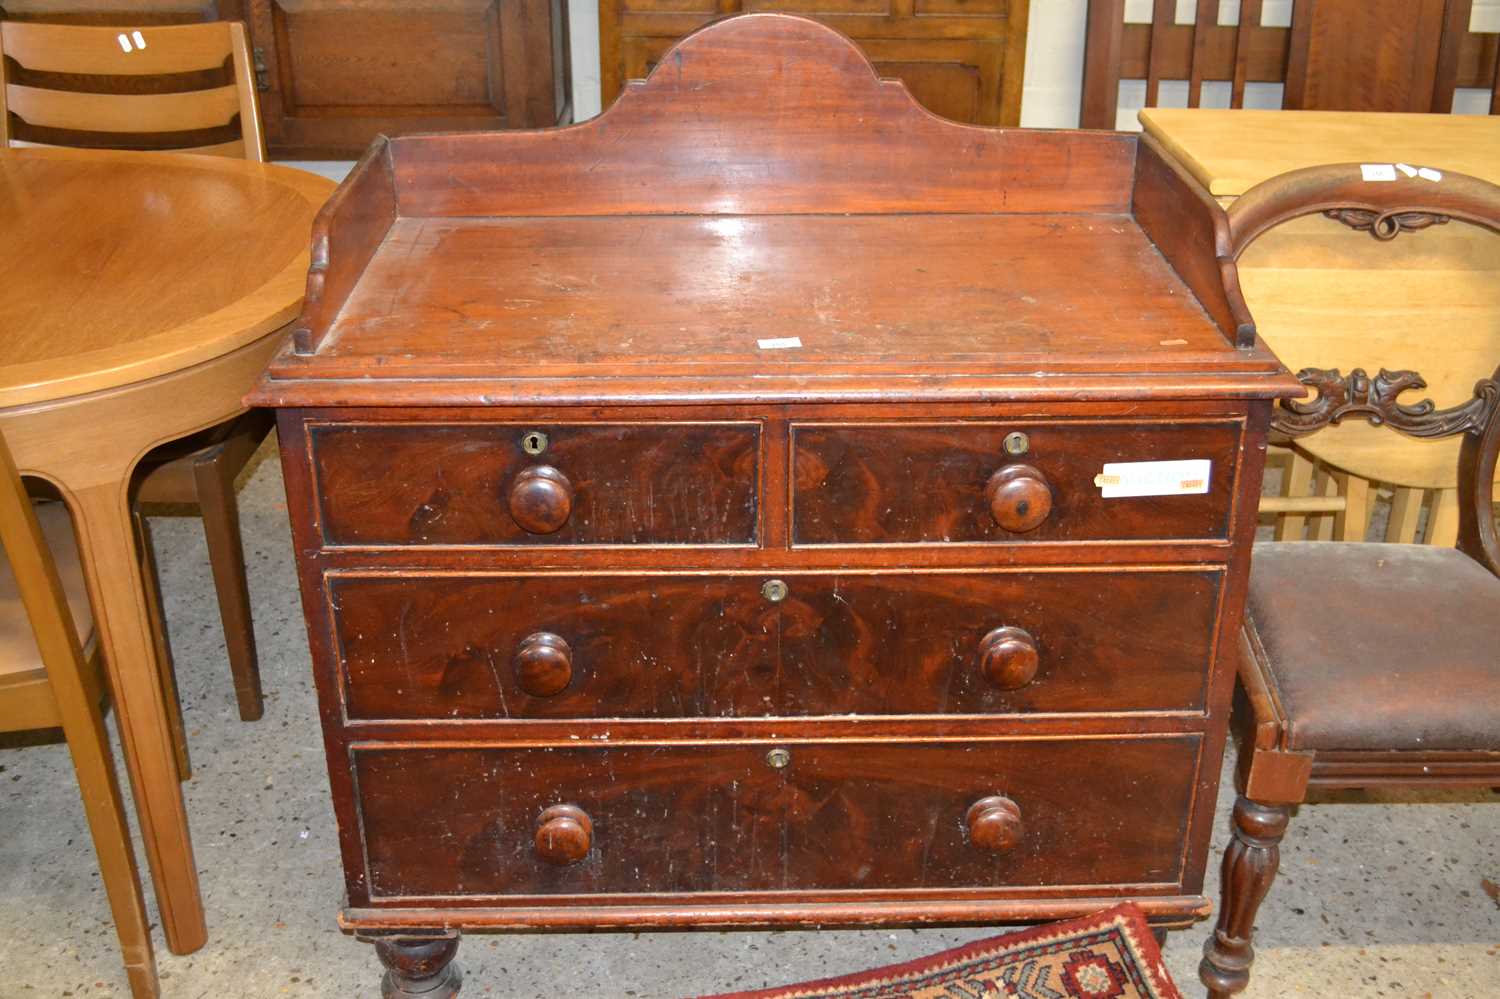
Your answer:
0,148 -> 333,409
1140,109 -> 1500,197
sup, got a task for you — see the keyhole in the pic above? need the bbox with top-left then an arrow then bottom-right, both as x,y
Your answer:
765,748 -> 791,769
521,430 -> 549,455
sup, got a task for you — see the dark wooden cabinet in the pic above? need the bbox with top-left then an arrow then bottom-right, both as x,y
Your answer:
598,0 -> 1029,125
0,0 -> 571,158
250,14 -> 1304,996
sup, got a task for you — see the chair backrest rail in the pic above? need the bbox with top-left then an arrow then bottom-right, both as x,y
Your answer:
0,20 -> 264,161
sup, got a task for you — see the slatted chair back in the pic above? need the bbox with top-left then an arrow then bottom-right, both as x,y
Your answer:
0,19 -> 265,161
1081,0 -> 1499,130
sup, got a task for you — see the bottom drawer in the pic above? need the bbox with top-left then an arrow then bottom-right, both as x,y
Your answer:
353,736 -> 1199,900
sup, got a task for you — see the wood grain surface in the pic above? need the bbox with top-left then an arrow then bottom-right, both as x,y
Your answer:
288,214 -> 1251,384
0,147 -> 328,407
792,420 -> 1240,544
352,736 -> 1199,900
329,568 -> 1222,720
309,421 -> 760,547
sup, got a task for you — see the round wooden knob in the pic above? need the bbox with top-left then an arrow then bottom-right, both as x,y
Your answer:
984,464 -> 1052,533
514,632 -> 572,697
977,626 -> 1039,690
966,796 -> 1023,852
534,804 -> 592,865
509,465 -> 574,534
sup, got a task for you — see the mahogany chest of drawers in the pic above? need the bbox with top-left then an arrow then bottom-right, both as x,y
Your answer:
250,14 -> 1300,996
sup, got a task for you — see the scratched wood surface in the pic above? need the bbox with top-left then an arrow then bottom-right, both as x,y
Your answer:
251,13 -> 1300,411
330,568 -> 1222,721
352,737 -> 1199,900
254,16 -> 1298,988
291,214 -> 1255,384
792,420 -> 1241,544
309,421 -> 760,547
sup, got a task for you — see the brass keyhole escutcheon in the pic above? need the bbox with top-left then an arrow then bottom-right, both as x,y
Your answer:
1003,431 -> 1030,456
521,430 -> 549,455
762,579 -> 789,602
765,748 -> 791,769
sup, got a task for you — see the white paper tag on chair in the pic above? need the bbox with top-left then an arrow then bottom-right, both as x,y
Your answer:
1095,459 -> 1211,498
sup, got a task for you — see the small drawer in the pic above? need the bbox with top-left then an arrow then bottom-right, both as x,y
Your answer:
330,568 -> 1220,720
308,421 -> 760,547
791,421 -> 1240,544
353,736 -> 1198,899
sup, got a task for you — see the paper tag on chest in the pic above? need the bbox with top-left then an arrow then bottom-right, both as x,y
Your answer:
1094,459 -> 1211,498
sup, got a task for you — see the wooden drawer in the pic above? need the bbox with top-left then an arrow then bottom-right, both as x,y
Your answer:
791,421 -> 1240,544
330,568 -> 1220,720
308,422 -> 760,547
353,736 -> 1198,899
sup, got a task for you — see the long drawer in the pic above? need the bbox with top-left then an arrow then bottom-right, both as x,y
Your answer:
353,736 -> 1199,900
792,421 -> 1240,544
308,421 -> 761,547
329,568 -> 1221,720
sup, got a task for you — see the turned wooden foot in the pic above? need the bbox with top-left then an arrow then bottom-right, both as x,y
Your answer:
1199,796 -> 1291,999
373,934 -> 462,998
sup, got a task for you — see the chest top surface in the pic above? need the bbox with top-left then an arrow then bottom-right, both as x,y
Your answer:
251,13 -> 1298,410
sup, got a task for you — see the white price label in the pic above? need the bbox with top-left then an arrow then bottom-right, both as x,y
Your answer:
757,337 -> 802,350
1360,163 -> 1397,182
1095,459 -> 1212,498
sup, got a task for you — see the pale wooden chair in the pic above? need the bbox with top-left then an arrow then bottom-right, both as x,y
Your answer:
0,431 -> 159,998
1,20 -> 273,726
0,19 -> 264,159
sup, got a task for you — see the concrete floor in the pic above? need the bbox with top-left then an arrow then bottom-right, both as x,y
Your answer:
2,439 -> 1497,998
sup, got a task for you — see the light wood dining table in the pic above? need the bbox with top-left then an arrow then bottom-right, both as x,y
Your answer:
1140,110 -> 1500,543
0,146 -> 332,955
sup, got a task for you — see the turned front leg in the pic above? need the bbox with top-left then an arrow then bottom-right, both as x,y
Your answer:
372,933 -> 463,998
1199,796 -> 1292,998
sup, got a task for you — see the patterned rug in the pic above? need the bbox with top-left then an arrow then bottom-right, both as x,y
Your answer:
694,904 -> 1182,999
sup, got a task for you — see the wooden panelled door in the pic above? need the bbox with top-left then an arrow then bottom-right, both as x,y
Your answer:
598,0 -> 1030,125
246,0 -> 570,158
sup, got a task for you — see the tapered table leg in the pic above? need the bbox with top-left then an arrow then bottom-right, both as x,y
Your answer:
69,479 -> 207,955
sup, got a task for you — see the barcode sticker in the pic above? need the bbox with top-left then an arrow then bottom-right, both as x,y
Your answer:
1095,459 -> 1212,498
1361,163 -> 1397,182
757,337 -> 802,350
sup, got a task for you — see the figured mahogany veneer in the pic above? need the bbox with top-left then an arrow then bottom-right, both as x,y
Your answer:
309,421 -> 760,547
330,568 -> 1223,721
249,14 -> 1303,995
792,421 -> 1241,544
352,737 -> 1199,900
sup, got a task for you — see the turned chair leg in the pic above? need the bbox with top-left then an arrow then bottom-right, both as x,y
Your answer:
373,934 -> 463,999
1200,796 -> 1292,998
